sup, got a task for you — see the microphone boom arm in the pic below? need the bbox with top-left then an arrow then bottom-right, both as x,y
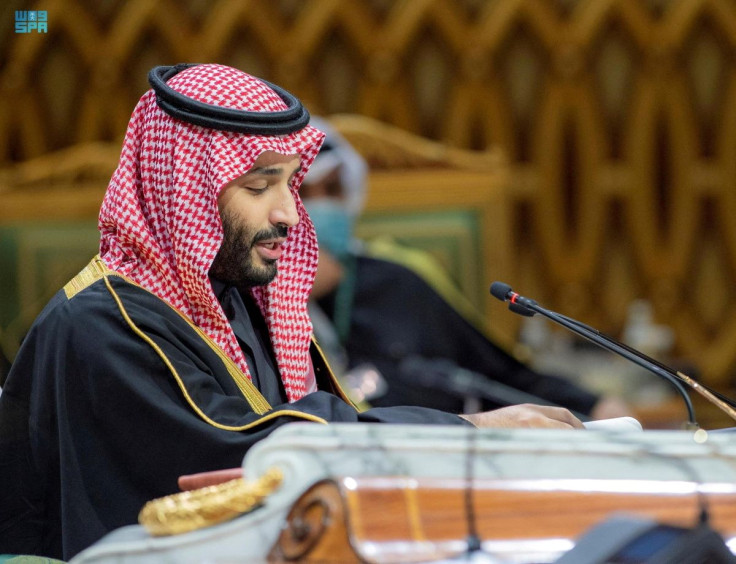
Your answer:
490,282 -> 709,427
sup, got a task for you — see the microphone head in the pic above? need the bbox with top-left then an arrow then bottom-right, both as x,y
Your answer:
508,302 -> 536,317
490,281 -> 512,302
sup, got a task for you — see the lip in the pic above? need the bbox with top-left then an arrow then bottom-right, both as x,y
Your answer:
254,238 -> 286,261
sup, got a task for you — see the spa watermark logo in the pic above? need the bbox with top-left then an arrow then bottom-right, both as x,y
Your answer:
15,11 -> 48,33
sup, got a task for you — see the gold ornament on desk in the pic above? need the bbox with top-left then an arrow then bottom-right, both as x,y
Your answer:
138,467 -> 283,536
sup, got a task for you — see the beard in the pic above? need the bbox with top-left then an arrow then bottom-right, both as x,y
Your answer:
209,211 -> 288,291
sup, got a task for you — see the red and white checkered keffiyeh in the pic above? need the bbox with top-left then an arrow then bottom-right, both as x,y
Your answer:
99,64 -> 325,402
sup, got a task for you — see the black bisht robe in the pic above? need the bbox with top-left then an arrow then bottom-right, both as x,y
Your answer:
0,261 -> 466,560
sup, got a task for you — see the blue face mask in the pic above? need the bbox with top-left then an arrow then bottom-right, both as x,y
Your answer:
303,199 -> 354,259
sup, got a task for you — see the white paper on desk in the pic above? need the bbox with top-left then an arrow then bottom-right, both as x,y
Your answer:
583,416 -> 644,432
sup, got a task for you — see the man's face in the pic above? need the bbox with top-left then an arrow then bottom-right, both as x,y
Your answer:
210,151 -> 302,290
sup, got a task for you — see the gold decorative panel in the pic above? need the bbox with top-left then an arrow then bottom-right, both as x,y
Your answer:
3,0 -> 736,399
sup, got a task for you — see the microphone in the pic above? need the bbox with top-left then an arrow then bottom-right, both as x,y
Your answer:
490,282 -> 536,317
490,282 -> 712,428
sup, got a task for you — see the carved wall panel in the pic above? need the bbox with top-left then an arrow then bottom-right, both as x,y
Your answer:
3,0 -> 736,393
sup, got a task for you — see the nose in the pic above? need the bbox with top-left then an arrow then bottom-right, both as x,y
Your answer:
271,184 -> 300,228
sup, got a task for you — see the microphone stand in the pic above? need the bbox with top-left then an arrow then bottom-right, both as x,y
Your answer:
675,371 -> 736,423
490,282 -> 714,428
557,312 -> 736,417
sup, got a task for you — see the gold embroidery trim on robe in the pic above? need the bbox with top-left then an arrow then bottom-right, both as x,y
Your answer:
61,257 -> 330,429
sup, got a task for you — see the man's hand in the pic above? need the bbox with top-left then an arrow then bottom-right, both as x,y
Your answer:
459,403 -> 584,429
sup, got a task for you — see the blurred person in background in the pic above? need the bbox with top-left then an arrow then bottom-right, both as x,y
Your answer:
303,117 -> 631,420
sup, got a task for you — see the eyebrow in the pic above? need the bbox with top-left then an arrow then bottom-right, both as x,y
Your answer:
248,164 -> 302,177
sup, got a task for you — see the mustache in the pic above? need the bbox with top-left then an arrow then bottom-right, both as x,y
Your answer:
252,224 -> 288,244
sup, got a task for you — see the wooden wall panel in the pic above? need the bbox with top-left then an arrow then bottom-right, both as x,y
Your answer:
3,0 -> 736,396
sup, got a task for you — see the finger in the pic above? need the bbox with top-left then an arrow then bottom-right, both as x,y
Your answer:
556,409 -> 585,429
528,404 -> 585,429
